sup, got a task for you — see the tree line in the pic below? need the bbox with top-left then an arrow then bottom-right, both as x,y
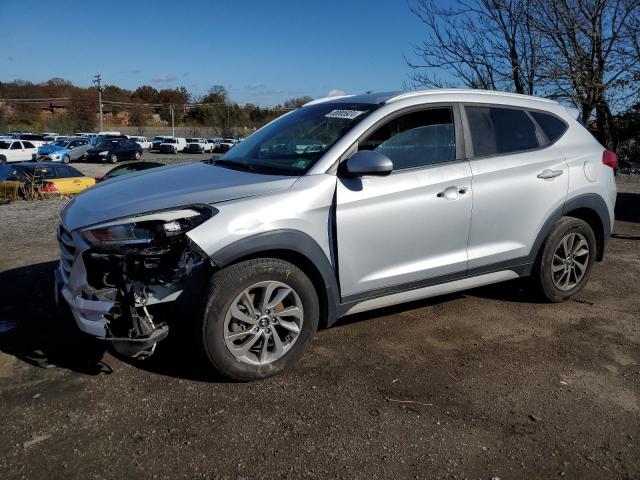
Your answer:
0,79 -> 312,136
407,0 -> 640,167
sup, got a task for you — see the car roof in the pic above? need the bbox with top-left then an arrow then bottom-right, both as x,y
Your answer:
305,89 -> 559,108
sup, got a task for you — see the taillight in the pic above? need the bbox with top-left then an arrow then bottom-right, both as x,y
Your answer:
41,182 -> 59,193
602,150 -> 617,169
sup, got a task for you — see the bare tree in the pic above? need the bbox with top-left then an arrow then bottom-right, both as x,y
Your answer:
532,0 -> 639,147
406,0 -> 541,94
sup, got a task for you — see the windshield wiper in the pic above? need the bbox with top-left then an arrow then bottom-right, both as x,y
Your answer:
211,159 -> 255,172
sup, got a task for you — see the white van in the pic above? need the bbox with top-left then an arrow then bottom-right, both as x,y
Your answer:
159,137 -> 187,153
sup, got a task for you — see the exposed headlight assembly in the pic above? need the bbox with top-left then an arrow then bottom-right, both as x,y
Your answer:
98,151 -> 109,156
80,206 -> 217,247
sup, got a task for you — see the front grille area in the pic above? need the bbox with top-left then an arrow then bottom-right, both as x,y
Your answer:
58,225 -> 76,280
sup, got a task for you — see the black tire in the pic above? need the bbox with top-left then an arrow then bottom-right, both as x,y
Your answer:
134,151 -> 141,160
533,216 -> 596,302
63,155 -> 70,164
110,154 -> 118,164
198,258 -> 319,381
0,156 -> 6,164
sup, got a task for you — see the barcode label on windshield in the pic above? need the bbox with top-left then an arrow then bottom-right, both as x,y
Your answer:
325,109 -> 366,120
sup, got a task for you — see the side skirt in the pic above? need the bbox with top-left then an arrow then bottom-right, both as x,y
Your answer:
341,270 -> 520,316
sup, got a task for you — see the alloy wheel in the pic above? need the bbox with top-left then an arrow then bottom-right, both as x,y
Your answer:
551,232 -> 589,291
223,280 -> 304,365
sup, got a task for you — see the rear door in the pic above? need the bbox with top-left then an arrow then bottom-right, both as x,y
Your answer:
336,105 -> 473,298
462,104 -> 569,271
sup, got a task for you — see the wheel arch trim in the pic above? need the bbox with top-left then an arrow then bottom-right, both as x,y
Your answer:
208,229 -> 340,327
527,193 -> 611,272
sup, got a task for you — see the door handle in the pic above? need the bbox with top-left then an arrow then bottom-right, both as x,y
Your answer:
537,169 -> 563,180
437,186 -> 468,200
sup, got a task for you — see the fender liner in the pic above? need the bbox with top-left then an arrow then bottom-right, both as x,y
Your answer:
209,230 -> 340,327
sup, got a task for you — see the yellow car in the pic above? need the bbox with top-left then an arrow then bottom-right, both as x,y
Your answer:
0,162 -> 95,198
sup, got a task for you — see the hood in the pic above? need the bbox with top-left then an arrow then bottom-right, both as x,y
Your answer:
87,146 -> 113,154
38,144 -> 65,154
61,161 -> 298,231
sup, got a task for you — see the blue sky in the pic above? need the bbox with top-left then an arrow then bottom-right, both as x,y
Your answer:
0,0 -> 431,106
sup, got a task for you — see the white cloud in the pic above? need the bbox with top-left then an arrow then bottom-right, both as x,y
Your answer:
151,74 -> 177,84
326,89 -> 346,97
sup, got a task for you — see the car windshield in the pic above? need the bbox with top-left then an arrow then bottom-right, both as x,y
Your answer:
164,139 -> 177,144
152,137 -> 165,141
186,138 -> 196,143
220,102 -> 378,175
53,140 -> 69,147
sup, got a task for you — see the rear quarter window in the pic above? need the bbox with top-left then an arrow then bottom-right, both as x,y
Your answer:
465,106 -> 540,157
529,111 -> 568,143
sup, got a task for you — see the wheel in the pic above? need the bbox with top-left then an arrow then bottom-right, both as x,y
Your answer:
110,154 -> 118,164
62,155 -> 70,164
533,217 -> 596,302
198,258 -> 319,381
134,151 -> 141,160
0,156 -> 6,164
174,148 -> 178,155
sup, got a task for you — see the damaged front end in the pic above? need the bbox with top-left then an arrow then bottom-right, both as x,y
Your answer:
56,206 -> 216,359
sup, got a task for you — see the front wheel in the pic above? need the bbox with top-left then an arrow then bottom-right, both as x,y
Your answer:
0,156 -> 6,164
198,258 -> 319,381
62,155 -> 70,164
533,217 -> 596,302
110,154 -> 118,164
134,151 -> 141,160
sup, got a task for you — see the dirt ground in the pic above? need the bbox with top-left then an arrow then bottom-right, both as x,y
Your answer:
0,164 -> 638,479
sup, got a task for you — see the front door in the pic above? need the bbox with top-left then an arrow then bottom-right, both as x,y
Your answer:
336,106 -> 473,299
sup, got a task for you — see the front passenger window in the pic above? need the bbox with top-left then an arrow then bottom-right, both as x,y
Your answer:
359,108 -> 456,170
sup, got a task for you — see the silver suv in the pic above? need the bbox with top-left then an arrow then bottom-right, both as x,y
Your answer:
56,90 -> 617,381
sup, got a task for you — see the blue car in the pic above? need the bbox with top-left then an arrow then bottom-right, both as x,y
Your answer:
37,137 -> 91,163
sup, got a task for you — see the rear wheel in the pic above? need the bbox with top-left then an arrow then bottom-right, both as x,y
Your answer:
533,217 -> 596,302
198,258 -> 319,381
0,156 -> 6,164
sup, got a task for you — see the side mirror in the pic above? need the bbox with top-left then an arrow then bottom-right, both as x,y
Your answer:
343,150 -> 393,177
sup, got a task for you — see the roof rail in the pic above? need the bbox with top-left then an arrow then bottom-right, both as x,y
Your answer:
386,89 -> 557,105
303,95 -> 354,107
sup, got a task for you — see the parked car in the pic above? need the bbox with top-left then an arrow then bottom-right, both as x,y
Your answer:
159,137 -> 187,153
0,162 -> 95,196
55,89 -> 617,381
96,161 -> 163,183
150,136 -> 171,151
208,138 -> 223,152
129,136 -> 152,150
85,138 -> 143,163
218,138 -> 237,152
0,139 -> 38,163
14,133 -> 49,147
37,137 -> 91,163
184,138 -> 213,153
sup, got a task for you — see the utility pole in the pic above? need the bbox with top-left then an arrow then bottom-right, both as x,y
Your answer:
93,74 -> 104,131
170,105 -> 175,137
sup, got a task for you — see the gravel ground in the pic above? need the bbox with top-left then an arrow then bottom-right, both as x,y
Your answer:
0,173 -> 638,479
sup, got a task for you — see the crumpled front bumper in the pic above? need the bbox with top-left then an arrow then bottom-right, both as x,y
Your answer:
54,256 -> 111,338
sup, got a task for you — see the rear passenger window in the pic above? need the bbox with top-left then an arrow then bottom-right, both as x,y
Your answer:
465,106 -> 539,157
359,108 -> 456,170
529,111 -> 567,143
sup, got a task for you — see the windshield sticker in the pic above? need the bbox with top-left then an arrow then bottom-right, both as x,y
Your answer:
292,159 -> 312,169
324,109 -> 366,120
